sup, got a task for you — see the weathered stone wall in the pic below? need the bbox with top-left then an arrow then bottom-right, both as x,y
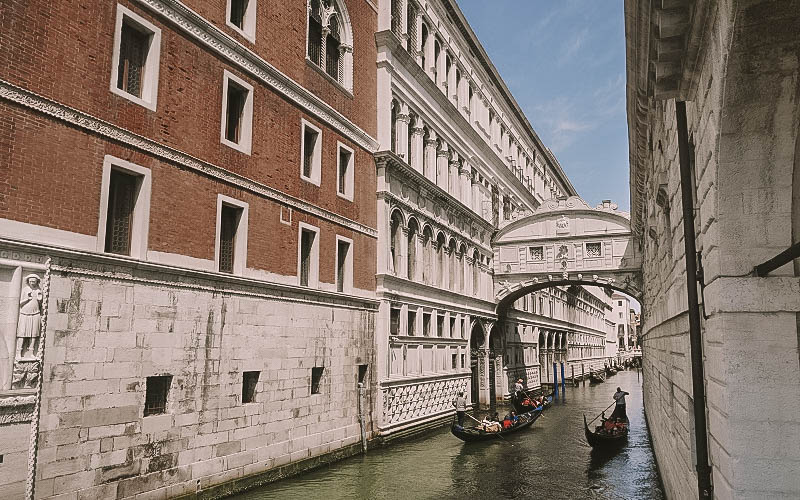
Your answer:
638,1 -> 800,498
10,251 -> 376,499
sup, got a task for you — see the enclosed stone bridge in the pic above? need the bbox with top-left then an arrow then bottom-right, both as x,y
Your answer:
493,196 -> 643,312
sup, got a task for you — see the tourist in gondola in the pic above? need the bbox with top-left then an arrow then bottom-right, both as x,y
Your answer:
452,391 -> 467,426
611,387 -> 629,420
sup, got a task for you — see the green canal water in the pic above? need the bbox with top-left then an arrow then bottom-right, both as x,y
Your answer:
232,369 -> 664,500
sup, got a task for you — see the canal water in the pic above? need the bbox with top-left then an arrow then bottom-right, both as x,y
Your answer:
233,370 -> 664,500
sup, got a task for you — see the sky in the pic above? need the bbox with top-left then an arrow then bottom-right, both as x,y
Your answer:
458,1 -> 630,212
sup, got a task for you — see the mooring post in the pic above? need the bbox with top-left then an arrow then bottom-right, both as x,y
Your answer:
553,362 -> 558,400
581,364 -> 585,385
560,362 -> 565,399
571,365 -> 575,385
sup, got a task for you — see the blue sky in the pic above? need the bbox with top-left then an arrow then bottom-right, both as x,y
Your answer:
459,1 -> 630,212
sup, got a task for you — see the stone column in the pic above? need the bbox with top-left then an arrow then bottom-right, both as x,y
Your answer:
412,5 -> 423,65
340,44 -> 353,90
396,102 -> 410,161
400,227 -> 409,279
410,117 -> 424,174
448,63 -> 457,104
471,172 -> 480,214
448,152 -> 460,199
436,143 -> 449,191
320,26 -> 330,67
437,46 -> 447,91
1,267 -> 22,390
424,131 -> 437,182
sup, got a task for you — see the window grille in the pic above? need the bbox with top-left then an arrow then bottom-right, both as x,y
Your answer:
406,4 -> 417,52
144,375 -> 171,416
391,0 -> 401,35
326,16 -> 341,80
105,170 -> 137,255
117,22 -> 148,97
586,242 -> 602,258
529,246 -> 544,261
219,205 -> 239,273
307,0 -> 323,66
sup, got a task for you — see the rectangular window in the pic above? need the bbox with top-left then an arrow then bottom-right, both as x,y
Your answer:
460,353 -> 466,369
98,156 -> 151,259
110,5 -> 161,110
337,142 -> 354,200
336,237 -> 352,293
390,307 -> 400,336
300,229 -> 315,286
144,375 -> 171,416
301,121 -> 322,185
242,371 -> 259,404
586,242 -> 602,258
407,310 -> 417,336
451,353 -> 457,370
219,204 -> 241,274
311,367 -> 324,394
358,364 -> 368,385
227,0 -> 256,41
423,312 -> 431,336
215,195 -> 248,275
529,246 -> 544,261
105,169 -> 138,255
220,71 -> 254,154
449,317 -> 456,338
618,300 -> 623,306
437,314 -> 444,337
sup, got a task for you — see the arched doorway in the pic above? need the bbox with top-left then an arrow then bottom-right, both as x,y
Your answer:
469,322 -> 485,406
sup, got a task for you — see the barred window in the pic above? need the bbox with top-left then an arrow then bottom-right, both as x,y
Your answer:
529,246 -> 544,262
117,23 -> 147,98
219,204 -> 241,274
586,242 -> 602,258
144,375 -> 171,416
307,0 -> 351,89
105,170 -> 138,255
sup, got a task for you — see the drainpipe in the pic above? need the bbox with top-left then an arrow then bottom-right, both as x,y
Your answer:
357,382 -> 367,454
676,101 -> 713,499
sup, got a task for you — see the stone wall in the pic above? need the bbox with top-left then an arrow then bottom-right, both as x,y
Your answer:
1,246 -> 377,499
633,1 -> 800,498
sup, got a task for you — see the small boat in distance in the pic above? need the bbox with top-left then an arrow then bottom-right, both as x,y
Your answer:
584,414 -> 629,448
451,409 -> 543,443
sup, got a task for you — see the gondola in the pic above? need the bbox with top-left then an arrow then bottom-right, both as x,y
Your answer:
511,394 -> 552,414
583,414 -> 629,448
451,408 -> 542,443
589,371 -> 606,383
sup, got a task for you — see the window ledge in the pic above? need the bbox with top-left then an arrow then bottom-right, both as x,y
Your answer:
305,58 -> 353,98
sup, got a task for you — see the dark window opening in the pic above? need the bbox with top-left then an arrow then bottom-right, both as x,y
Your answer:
225,81 -> 247,144
325,15 -> 341,81
311,367 -> 324,394
338,148 -> 351,195
436,314 -> 444,337
449,317 -> 456,337
358,364 -> 368,384
460,354 -> 465,369
423,312 -> 431,336
117,21 -> 148,97
336,239 -> 349,292
303,127 -> 318,179
451,353 -> 457,370
390,308 -> 400,336
229,0 -> 248,30
300,228 -> 315,286
307,0 -> 322,65
219,204 -> 241,274
105,169 -> 138,255
242,370 -> 259,404
144,375 -> 171,416
407,310 -> 416,336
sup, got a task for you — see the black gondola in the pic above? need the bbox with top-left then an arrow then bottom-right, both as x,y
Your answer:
583,414 -> 629,448
512,394 -> 552,414
451,409 -> 542,443
589,371 -> 606,383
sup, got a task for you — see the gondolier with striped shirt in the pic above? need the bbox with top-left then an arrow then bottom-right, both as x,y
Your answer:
610,387 -> 629,420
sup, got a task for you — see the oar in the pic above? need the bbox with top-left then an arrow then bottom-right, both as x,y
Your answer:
465,413 -> 514,446
587,401 -> 616,425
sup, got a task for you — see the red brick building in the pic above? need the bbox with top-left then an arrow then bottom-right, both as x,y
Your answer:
0,0 -> 378,497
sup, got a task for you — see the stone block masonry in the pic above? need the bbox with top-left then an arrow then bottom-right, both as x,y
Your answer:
21,249 -> 377,499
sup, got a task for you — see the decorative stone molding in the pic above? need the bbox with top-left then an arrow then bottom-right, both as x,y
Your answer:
0,393 -> 36,424
0,81 -> 377,239
381,375 -> 469,425
133,0 -> 374,151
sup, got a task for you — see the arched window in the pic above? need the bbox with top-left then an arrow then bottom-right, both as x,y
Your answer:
307,0 -> 353,90
436,233 -> 446,286
390,211 -> 403,275
445,54 -> 452,94
420,23 -> 428,70
407,111 -> 416,166
472,250 -> 480,296
458,243 -> 466,293
422,226 -> 433,284
390,99 -> 398,154
448,239 -> 456,291
407,219 -> 418,281
468,85 -> 474,116
434,39 -> 441,83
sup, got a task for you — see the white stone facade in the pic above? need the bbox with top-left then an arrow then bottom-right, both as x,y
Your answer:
626,1 -> 800,498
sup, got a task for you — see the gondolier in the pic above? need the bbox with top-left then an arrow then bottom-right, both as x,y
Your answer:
452,391 -> 467,426
513,378 -> 524,399
611,387 -> 629,419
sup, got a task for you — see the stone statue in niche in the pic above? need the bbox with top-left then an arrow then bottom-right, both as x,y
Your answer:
16,274 -> 43,360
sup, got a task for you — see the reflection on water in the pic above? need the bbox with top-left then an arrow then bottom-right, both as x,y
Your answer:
232,370 -> 664,500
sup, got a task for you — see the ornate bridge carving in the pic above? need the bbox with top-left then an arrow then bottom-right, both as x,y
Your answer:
493,196 -> 642,312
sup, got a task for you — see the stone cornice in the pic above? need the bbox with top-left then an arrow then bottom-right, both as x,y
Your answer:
133,0 -> 377,152
0,392 -> 36,425
0,239 -> 380,311
0,80 -> 377,239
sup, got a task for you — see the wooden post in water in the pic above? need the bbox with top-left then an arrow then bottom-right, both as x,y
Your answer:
553,362 -> 558,400
571,365 -> 575,385
581,364 -> 585,385
560,362 -> 565,399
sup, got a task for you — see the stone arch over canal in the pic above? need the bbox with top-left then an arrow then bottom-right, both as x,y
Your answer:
472,196 -> 644,406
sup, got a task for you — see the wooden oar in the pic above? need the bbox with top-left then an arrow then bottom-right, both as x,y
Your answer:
587,401 -> 616,425
465,413 -> 514,446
